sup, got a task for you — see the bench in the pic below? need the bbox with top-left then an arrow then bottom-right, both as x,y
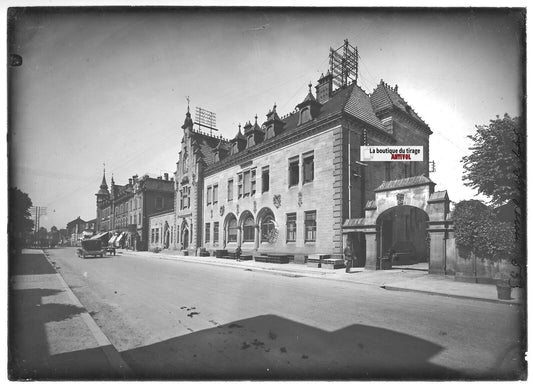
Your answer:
254,254 -> 292,264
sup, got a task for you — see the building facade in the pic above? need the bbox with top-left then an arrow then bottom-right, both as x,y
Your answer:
95,171 -> 175,250
170,46 -> 432,263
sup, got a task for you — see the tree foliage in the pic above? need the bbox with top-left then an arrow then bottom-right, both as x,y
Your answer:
9,187 -> 34,237
452,200 -> 517,262
462,114 -> 524,205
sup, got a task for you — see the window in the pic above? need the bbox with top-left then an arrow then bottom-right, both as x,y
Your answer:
304,211 -> 316,242
300,107 -> 311,124
262,166 -> 270,193
251,169 -> 256,196
289,157 -> 299,187
181,186 -> 191,209
155,228 -> 160,243
155,196 -> 163,210
243,171 -> 251,197
238,173 -> 243,198
151,228 -> 155,243
247,135 -> 254,148
213,222 -> 219,245
243,216 -> 255,242
228,218 -> 238,242
213,184 -> 218,205
303,152 -> 314,183
205,223 -> 211,243
182,152 -> 188,173
261,215 -> 275,242
228,179 -> 234,201
207,186 -> 212,205
286,213 -> 297,242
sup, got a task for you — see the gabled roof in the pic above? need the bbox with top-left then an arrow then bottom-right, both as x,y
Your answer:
191,131 -> 230,166
370,81 -> 428,128
375,175 -> 434,192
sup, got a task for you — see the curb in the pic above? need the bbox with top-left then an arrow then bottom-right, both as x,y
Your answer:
42,250 -> 132,377
122,250 -> 522,306
382,285 -> 523,306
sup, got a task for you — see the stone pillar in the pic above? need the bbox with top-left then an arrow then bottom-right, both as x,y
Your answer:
254,225 -> 260,250
237,226 -> 242,247
364,228 -> 379,270
427,220 -> 451,275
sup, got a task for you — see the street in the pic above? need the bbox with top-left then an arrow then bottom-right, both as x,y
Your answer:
12,247 -> 525,380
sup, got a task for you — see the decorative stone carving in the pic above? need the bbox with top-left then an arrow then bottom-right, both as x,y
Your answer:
253,201 -> 257,213
236,204 -> 240,215
396,193 -> 405,206
298,191 -> 303,207
273,194 -> 282,209
220,205 -> 225,216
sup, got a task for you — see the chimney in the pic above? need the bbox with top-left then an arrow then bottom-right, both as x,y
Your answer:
128,178 -> 132,185
316,72 -> 333,104
164,173 -> 169,181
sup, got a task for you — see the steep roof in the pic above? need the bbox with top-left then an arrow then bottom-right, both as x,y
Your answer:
370,81 -> 428,127
375,175 -> 434,192
344,84 -> 386,130
191,131 -> 230,166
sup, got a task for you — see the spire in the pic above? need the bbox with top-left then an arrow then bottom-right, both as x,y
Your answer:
181,97 -> 193,130
100,167 -> 108,190
96,167 -> 110,197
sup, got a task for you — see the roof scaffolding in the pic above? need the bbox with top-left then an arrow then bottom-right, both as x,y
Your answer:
329,39 -> 359,90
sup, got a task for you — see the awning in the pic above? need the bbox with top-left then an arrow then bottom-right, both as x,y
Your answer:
90,231 -> 109,241
108,234 -> 118,245
115,232 -> 125,244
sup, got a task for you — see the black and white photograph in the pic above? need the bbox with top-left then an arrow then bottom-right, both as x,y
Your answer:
7,4 -> 527,381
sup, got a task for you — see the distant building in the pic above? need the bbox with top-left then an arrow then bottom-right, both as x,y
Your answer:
66,216 -> 87,246
95,171 -> 174,250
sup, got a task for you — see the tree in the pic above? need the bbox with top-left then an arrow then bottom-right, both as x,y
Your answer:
8,187 -> 34,251
462,114 -> 524,205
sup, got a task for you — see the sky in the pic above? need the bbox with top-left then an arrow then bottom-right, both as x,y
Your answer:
7,7 -> 525,230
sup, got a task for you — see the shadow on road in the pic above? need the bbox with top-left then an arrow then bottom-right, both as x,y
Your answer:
121,314 -> 463,380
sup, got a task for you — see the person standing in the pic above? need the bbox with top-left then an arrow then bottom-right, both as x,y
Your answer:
343,245 -> 353,273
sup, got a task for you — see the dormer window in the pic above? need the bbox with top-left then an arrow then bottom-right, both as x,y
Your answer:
247,135 -> 254,148
299,107 -> 312,125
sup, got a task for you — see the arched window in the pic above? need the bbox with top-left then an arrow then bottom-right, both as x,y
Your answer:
227,217 -> 238,242
243,216 -> 255,242
261,215 -> 275,242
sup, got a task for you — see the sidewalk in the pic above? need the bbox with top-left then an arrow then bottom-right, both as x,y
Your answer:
9,249 -> 131,380
121,249 -> 524,305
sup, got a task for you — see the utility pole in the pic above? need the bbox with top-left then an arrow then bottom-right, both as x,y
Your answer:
30,206 -> 47,245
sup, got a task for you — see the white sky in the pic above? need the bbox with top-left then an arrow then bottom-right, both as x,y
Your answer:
7,6 -> 525,230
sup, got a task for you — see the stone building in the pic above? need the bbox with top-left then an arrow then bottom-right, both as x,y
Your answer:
170,43 -> 436,267
95,171 -> 174,250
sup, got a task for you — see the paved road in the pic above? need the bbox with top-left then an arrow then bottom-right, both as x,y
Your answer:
47,247 -> 524,380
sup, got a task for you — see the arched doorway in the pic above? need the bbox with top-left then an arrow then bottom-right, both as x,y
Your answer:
223,213 -> 238,246
376,205 -> 429,266
240,211 -> 255,244
181,220 -> 189,250
257,207 -> 276,244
